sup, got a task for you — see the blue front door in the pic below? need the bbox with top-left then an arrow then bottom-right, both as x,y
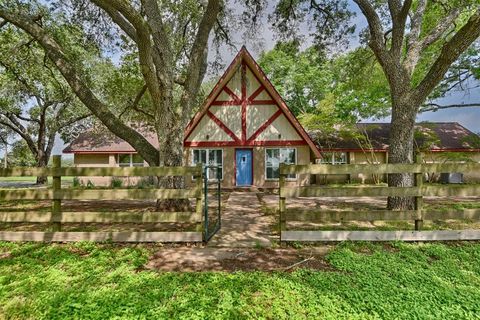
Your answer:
236,149 -> 253,186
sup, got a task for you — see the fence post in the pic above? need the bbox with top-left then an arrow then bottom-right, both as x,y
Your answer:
195,164 -> 204,237
414,153 -> 423,231
52,155 -> 62,231
279,164 -> 286,240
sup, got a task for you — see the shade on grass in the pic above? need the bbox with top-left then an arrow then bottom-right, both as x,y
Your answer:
1,242 -> 480,319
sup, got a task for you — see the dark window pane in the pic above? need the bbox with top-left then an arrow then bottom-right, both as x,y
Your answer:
119,154 -> 130,167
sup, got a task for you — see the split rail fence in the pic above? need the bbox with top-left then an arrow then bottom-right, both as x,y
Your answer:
0,156 -> 204,243
279,155 -> 480,242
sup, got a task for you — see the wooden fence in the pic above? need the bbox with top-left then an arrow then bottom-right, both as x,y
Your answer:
279,154 -> 480,242
0,156 -> 204,243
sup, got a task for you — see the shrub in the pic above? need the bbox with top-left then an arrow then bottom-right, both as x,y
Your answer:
110,177 -> 123,188
73,177 -> 82,188
86,180 -> 95,189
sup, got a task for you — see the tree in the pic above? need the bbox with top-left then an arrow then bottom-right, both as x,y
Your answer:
272,0 -> 480,209
7,140 -> 36,167
258,41 -> 333,116
0,126 -> 13,168
0,0 -> 222,171
0,24 -> 91,183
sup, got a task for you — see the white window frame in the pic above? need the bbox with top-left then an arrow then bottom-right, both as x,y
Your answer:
117,154 -> 145,167
191,149 -> 224,181
320,152 -> 348,165
265,148 -> 297,181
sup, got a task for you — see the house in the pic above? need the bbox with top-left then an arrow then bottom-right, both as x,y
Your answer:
64,47 -> 321,187
310,122 -> 480,183
64,48 -> 480,187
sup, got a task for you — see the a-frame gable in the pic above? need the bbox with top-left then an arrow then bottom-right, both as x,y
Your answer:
184,46 -> 321,158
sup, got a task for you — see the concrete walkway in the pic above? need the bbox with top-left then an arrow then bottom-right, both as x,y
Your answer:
208,191 -> 276,247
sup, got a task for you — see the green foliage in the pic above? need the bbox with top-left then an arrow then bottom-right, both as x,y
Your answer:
1,242 -> 480,318
7,140 -> 36,167
86,180 -> 95,189
258,44 -> 391,132
72,177 -> 82,188
110,177 -> 123,189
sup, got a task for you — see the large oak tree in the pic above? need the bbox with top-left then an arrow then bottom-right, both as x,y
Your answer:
273,0 -> 480,209
0,0 -> 222,173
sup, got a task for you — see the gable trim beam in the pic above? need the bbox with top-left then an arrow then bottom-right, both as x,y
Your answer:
247,109 -> 283,143
206,111 -> 241,143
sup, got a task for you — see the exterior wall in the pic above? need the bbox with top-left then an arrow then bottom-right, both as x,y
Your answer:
73,153 -> 148,187
423,151 -> 480,183
314,151 -> 388,185
314,151 -> 480,184
184,145 -> 311,188
350,151 -> 388,184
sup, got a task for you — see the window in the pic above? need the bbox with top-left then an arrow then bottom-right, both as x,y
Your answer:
265,148 -> 296,180
192,149 -> 223,180
117,154 -> 145,167
320,152 -> 347,165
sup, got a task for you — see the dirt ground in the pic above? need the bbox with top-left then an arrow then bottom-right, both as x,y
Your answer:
143,246 -> 335,272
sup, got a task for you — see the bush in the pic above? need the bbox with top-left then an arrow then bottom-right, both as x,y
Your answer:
72,177 -> 82,188
110,177 -> 123,188
86,180 -> 95,189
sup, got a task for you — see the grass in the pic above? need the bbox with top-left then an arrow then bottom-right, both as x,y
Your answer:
1,242 -> 480,319
0,176 -> 74,186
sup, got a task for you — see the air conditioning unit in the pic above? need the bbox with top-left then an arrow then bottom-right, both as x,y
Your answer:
440,172 -> 463,184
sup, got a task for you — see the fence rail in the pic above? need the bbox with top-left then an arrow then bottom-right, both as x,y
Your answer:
0,156 -> 204,243
279,155 -> 480,242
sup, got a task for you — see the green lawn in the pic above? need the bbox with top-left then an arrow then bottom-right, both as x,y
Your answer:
0,176 -> 74,186
1,242 -> 480,319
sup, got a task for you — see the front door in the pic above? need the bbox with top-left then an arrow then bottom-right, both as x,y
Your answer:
236,149 -> 253,186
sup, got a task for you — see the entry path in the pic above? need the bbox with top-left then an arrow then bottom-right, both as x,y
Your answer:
208,191 -> 276,247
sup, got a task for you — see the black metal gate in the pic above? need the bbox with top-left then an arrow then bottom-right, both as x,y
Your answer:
203,165 -> 221,241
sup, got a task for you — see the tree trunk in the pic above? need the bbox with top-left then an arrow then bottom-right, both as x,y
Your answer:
3,143 -> 7,168
155,123 -> 192,211
35,152 -> 49,185
387,97 -> 418,210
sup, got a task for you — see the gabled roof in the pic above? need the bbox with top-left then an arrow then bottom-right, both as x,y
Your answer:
63,126 -> 158,154
309,122 -> 480,152
184,46 -> 321,158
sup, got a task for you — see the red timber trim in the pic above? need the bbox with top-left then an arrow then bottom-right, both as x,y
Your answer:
184,140 -> 307,147
210,100 -> 241,106
234,148 -> 254,186
223,86 -> 242,103
206,110 -> 241,143
241,62 -> 247,142
249,100 -> 276,105
67,151 -> 136,154
247,109 -> 283,143
248,84 -> 265,102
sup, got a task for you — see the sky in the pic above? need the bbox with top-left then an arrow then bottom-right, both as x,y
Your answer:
2,1 -> 480,158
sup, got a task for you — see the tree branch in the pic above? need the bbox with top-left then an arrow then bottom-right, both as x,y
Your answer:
404,0 -> 427,74
388,0 -> 412,58
0,8 -> 160,165
421,102 -> 480,112
90,0 -> 138,42
353,0 -> 388,64
180,0 -> 220,121
0,116 -> 38,156
413,9 -> 480,105
420,7 -> 461,50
